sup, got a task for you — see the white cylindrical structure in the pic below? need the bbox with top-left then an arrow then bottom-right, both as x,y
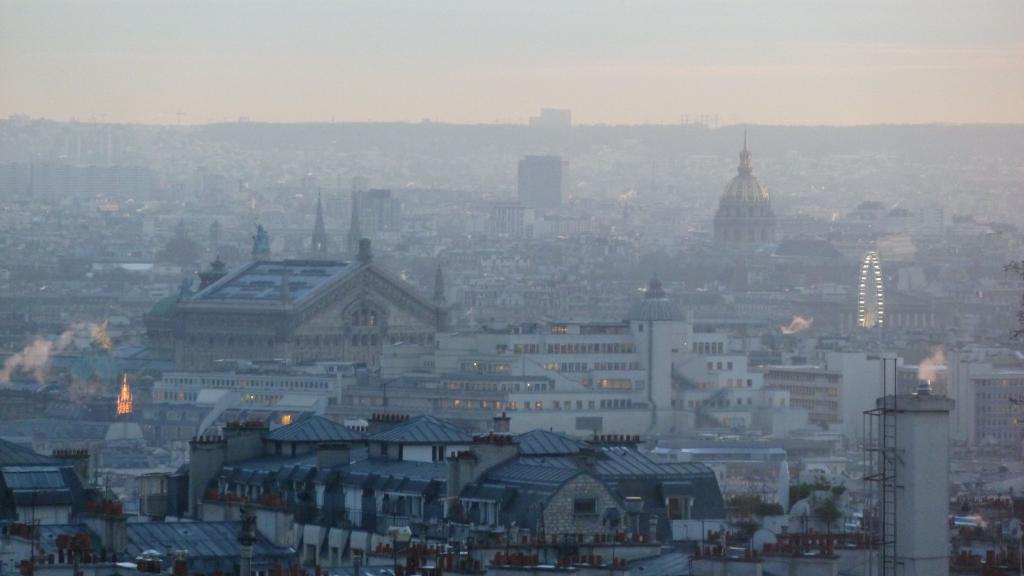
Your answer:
777,459 -> 790,514
882,393 -> 953,576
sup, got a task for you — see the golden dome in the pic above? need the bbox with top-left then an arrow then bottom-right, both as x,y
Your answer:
722,134 -> 769,203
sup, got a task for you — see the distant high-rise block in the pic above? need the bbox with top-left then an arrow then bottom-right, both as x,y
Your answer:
491,203 -> 527,236
517,155 -> 564,210
22,161 -> 156,200
528,108 -> 571,128
0,163 -> 29,199
353,189 -> 401,235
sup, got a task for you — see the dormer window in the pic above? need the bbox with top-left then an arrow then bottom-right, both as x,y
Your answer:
573,498 -> 597,516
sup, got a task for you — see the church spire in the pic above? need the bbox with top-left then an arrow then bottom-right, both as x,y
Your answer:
433,265 -> 446,306
433,264 -> 448,331
738,129 -> 753,175
311,191 -> 328,255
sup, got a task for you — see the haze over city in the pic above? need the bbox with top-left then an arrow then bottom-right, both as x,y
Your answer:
3,0 -> 1023,125
2,3 -> 1024,576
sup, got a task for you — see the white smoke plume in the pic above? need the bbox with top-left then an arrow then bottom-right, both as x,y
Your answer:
780,315 -> 814,335
91,321 -> 112,350
0,322 -> 112,384
917,347 -> 946,384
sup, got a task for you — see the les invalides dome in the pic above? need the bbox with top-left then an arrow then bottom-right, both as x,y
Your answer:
713,133 -> 776,247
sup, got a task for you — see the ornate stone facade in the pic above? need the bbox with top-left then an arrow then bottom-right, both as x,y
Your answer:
153,242 -> 444,370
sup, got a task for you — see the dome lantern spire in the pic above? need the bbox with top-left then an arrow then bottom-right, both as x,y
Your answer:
738,129 -> 753,175
713,128 -> 776,246
646,275 -> 666,299
627,274 -> 683,321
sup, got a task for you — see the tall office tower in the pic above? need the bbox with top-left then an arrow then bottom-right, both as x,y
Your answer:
517,155 -> 564,210
352,189 -> 402,236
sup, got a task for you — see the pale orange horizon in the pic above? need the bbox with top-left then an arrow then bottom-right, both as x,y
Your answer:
2,1 -> 1022,126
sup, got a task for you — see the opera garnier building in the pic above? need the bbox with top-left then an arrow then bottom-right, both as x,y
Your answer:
146,237 -> 445,370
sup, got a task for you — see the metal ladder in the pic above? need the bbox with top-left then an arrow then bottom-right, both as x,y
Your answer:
862,357 -> 901,576
879,391 -> 898,576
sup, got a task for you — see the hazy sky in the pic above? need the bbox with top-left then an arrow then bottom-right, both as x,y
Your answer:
2,0 -> 1022,125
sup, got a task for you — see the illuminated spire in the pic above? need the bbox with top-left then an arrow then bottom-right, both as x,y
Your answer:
116,374 -> 133,416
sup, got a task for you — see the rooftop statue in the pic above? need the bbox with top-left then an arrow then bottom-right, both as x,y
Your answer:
252,223 -> 272,260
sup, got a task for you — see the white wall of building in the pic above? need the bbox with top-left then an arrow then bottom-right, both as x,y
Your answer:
825,351 -> 892,439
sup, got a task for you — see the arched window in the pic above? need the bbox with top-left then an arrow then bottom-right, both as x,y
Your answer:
352,308 -> 378,327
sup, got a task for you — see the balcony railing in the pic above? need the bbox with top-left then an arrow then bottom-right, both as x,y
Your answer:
376,515 -> 412,532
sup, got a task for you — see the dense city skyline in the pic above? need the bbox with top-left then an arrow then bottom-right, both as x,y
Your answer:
3,3 -> 1024,574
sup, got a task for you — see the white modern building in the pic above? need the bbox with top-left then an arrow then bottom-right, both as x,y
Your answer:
675,328 -> 804,436
376,277 -> 686,435
153,361 -> 357,408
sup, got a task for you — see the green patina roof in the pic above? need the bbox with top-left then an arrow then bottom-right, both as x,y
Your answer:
70,350 -> 120,383
148,294 -> 180,317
